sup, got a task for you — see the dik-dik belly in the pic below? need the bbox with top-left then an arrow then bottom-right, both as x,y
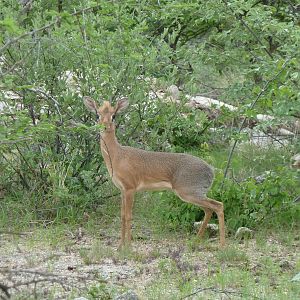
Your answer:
136,180 -> 172,192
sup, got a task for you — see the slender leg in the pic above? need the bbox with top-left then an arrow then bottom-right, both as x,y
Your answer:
176,190 -> 225,247
215,202 -> 225,247
198,208 -> 213,238
124,190 -> 135,244
119,191 -> 126,249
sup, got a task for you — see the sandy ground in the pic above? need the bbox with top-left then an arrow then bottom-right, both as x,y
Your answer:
0,228 -> 299,299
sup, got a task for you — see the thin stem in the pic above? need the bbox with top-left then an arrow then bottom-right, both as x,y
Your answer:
221,58 -> 291,191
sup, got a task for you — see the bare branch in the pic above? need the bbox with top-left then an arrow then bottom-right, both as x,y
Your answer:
0,138 -> 33,145
221,58 -> 291,190
0,268 -> 107,299
0,283 -> 10,299
222,0 -> 274,59
182,286 -> 262,299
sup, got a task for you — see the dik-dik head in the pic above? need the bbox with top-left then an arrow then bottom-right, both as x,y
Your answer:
83,97 -> 128,130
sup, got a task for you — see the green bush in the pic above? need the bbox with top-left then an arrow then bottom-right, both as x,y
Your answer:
141,102 -> 210,152
154,165 -> 300,233
152,191 -> 203,231
1,0 -> 299,233
213,166 -> 300,231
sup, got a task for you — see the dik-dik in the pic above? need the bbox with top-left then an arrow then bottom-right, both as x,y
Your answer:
83,97 -> 225,248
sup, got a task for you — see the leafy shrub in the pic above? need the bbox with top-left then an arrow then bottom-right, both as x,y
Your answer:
1,0 -> 299,233
134,101 -> 210,152
213,166 -> 300,231
154,166 -> 300,233
152,191 -> 203,231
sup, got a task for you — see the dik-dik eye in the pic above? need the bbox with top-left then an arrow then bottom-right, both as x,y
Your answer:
112,114 -> 116,122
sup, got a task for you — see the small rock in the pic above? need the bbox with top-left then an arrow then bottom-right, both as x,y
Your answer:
291,153 -> 300,169
235,227 -> 253,240
253,170 -> 274,184
73,297 -> 88,300
166,85 -> 180,101
114,289 -> 139,300
254,174 -> 267,184
194,222 -> 219,237
291,272 -> 300,282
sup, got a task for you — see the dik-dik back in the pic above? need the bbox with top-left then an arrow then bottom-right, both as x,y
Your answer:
115,145 -> 214,195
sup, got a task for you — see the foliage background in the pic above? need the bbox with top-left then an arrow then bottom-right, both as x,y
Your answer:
0,0 -> 299,232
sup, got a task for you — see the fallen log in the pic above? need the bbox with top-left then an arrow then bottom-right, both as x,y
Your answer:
156,85 -> 298,136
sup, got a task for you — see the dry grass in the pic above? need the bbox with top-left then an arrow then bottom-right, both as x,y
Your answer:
1,224 -> 299,299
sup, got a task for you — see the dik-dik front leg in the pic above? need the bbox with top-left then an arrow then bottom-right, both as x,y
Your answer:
120,191 -> 126,248
119,189 -> 135,249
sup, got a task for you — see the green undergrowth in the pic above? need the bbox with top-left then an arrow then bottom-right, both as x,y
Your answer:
143,241 -> 300,300
1,145 -> 299,237
1,214 -> 299,300
149,144 -> 300,234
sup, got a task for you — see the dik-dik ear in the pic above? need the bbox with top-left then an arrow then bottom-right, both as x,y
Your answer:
115,97 -> 129,114
83,96 -> 99,114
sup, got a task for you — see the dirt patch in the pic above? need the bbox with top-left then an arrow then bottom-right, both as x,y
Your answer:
0,229 -> 299,299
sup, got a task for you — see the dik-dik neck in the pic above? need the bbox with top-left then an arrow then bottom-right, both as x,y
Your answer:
100,125 -> 121,158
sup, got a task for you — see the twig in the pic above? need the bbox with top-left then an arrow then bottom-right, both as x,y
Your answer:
0,42 -> 38,78
102,192 -> 120,199
261,130 -> 288,147
181,286 -> 262,299
0,231 -> 28,236
221,58 -> 291,190
222,0 -> 274,59
2,269 -> 81,279
27,88 -> 63,122
75,8 -> 92,64
0,283 -> 10,299
0,138 -> 33,145
1,153 -> 30,190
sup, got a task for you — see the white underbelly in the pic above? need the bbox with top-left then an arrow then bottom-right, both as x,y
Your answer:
136,181 -> 172,192
112,176 -> 124,190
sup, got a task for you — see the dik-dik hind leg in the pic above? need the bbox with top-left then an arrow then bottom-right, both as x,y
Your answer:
199,198 -> 225,247
176,191 -> 225,247
198,208 -> 213,238
200,198 -> 225,247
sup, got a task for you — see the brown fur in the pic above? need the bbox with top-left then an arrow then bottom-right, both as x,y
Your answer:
83,97 -> 225,248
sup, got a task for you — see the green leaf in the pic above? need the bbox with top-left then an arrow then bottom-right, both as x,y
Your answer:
0,17 -> 22,35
